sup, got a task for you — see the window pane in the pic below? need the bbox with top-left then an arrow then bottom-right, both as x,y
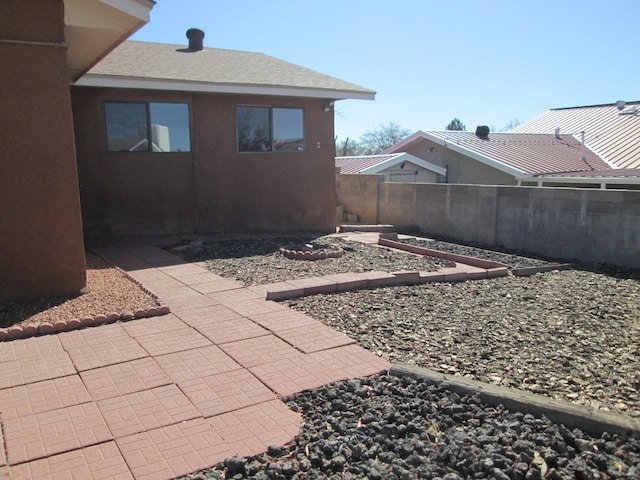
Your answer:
105,102 -> 148,152
149,103 -> 191,152
237,106 -> 271,152
273,108 -> 304,151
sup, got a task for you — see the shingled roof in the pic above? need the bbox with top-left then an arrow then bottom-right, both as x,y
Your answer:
510,101 -> 640,170
75,40 -> 376,100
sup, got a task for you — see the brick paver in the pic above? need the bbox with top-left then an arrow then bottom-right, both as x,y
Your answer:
311,344 -> 392,378
0,336 -> 76,389
223,298 -> 290,317
59,324 -> 147,371
0,375 -> 90,420
245,308 -> 317,332
219,335 -> 301,368
3,402 -> 112,465
97,384 -> 200,438
116,418 -> 232,480
126,322 -> 211,356
274,322 -> 356,353
179,369 -> 277,417
154,345 -> 241,383
208,400 -> 302,458
248,353 -> 345,397
80,357 -> 171,401
9,442 -> 133,480
0,240 -> 404,478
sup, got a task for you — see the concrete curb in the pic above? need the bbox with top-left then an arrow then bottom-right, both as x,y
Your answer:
390,363 -> 639,438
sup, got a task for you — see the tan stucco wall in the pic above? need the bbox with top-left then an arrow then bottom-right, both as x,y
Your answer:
72,87 -> 337,236
379,164 -> 439,183
0,0 -> 87,302
403,138 -> 516,185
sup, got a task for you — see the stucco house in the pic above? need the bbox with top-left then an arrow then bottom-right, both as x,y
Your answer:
379,128 -> 640,189
72,36 -> 374,237
1,0 -> 154,302
1,1 -> 374,302
335,152 -> 445,183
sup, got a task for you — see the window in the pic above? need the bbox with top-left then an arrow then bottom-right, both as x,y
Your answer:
104,102 -> 191,152
237,106 -> 304,152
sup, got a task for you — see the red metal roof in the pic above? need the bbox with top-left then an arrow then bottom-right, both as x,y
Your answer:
335,154 -> 399,174
510,102 -> 640,169
425,131 -> 609,175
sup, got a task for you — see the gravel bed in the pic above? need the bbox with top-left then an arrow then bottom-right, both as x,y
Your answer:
286,270 -> 640,419
178,237 -> 639,479
0,252 -> 160,328
182,374 -> 639,480
176,236 -> 453,286
399,237 -> 557,270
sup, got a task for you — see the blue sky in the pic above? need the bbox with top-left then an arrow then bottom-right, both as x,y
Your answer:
131,1 -> 639,141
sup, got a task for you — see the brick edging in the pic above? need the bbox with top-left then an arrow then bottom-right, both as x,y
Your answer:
378,236 -> 509,270
0,250 -> 171,342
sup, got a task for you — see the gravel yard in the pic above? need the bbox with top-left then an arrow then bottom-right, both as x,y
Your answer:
182,235 -> 639,479
179,236 -> 454,286
188,235 -> 640,419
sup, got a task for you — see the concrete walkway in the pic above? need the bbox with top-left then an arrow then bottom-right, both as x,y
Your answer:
0,241 -> 390,480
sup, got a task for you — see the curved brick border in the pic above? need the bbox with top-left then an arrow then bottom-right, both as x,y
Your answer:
279,244 -> 344,261
0,251 -> 171,342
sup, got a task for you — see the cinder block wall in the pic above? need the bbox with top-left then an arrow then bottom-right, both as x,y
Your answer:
336,175 -> 640,268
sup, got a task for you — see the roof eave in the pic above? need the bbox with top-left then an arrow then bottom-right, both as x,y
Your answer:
360,152 -> 447,176
73,74 -> 376,100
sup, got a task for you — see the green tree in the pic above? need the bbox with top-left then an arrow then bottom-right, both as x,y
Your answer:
446,118 -> 466,131
358,122 -> 411,155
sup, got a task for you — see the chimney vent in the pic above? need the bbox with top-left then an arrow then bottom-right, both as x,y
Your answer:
554,127 -> 561,138
186,28 -> 205,51
475,125 -> 490,139
616,100 -> 626,110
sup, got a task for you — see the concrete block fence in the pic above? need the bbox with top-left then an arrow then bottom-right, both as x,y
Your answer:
336,175 -> 640,269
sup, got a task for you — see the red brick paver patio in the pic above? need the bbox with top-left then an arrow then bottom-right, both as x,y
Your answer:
0,241 -> 390,479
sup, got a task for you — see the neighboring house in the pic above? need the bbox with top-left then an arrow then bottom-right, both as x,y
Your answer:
1,3 -> 374,302
335,153 -> 446,183
510,101 -> 640,170
1,0 -> 154,302
72,37 -> 375,237
381,129 -> 640,189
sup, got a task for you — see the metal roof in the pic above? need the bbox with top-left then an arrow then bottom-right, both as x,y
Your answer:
75,40 -> 376,100
510,101 -> 640,169
335,153 -> 446,176
409,131 -> 610,176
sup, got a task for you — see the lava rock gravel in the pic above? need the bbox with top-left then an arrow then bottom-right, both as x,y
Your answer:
181,375 -> 639,480
177,236 -> 453,286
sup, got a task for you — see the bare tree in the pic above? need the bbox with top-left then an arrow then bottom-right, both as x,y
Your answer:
502,118 -> 522,131
335,136 -> 363,156
445,118 -> 466,131
358,122 -> 411,155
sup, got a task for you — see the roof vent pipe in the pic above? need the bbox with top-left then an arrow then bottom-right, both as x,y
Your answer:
475,125 -> 490,139
616,100 -> 626,110
555,127 -> 561,139
186,28 -> 205,51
